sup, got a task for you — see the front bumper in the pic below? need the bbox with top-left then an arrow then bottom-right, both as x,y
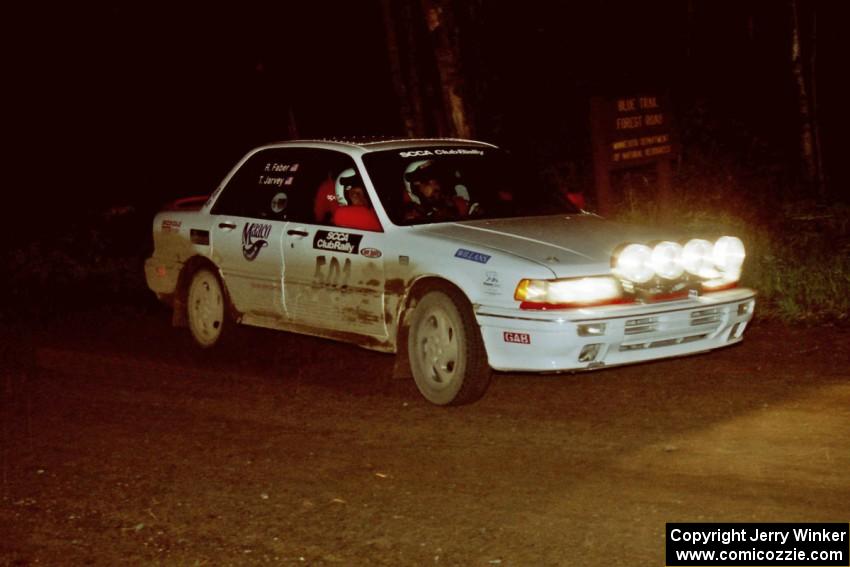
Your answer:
476,288 -> 756,372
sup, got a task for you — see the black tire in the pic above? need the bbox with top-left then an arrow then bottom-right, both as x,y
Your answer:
186,267 -> 230,348
407,288 -> 492,405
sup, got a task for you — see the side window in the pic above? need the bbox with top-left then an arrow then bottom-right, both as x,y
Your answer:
283,150 -> 372,229
212,148 -> 380,231
212,149 -> 309,220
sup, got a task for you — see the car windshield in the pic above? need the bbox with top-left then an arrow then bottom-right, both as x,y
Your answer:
362,147 -> 580,226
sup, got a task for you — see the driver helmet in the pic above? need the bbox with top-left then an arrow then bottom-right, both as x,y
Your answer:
335,168 -> 363,206
404,159 -> 442,204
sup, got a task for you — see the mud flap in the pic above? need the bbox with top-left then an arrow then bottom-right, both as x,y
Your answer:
391,320 -> 412,380
392,350 -> 412,380
172,296 -> 188,327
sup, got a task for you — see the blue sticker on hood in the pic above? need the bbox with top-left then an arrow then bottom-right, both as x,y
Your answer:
455,248 -> 491,264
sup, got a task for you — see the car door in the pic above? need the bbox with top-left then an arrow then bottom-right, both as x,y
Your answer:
208,148 -> 303,318
281,150 -> 388,337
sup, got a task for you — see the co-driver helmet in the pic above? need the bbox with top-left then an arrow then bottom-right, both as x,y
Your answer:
335,168 -> 362,205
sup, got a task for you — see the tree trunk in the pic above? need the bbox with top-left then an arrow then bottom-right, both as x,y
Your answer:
401,0 -> 428,137
286,103 -> 298,140
809,7 -> 826,196
381,0 -> 418,137
686,0 -> 695,61
421,0 -> 474,139
789,0 -> 818,189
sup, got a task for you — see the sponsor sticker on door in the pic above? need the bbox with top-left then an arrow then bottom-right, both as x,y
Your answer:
313,230 -> 363,254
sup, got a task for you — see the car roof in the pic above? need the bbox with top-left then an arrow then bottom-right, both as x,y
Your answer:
254,137 -> 498,154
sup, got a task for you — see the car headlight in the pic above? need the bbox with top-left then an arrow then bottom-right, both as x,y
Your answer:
613,244 -> 654,283
515,276 -> 624,309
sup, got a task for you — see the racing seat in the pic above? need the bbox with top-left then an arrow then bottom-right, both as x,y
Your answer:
453,194 -> 469,217
313,177 -> 338,223
332,205 -> 382,232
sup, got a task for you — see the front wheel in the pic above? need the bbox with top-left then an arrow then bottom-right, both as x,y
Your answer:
407,289 -> 492,405
186,268 -> 229,348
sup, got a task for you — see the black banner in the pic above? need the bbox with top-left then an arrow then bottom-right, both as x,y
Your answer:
666,523 -> 849,566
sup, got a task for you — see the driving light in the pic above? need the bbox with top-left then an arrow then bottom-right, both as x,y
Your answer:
713,236 -> 746,275
515,276 -> 624,309
577,323 -> 607,337
613,244 -> 654,283
650,241 -> 684,280
701,236 -> 746,291
682,239 -> 718,278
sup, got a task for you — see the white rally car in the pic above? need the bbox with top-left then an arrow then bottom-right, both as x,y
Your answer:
145,138 -> 755,405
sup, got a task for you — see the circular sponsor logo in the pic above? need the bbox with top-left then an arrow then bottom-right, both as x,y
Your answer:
361,247 -> 382,258
270,192 -> 288,213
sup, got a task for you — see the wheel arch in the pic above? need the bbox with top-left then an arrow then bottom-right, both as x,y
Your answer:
172,256 -> 238,327
400,275 -> 492,405
392,275 -> 477,378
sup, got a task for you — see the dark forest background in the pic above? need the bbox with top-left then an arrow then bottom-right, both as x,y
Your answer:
5,0 -> 849,321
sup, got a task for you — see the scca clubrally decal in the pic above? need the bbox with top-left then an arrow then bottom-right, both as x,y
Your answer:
313,230 -> 363,254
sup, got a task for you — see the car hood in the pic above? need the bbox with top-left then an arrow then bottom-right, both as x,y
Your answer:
415,214 -> 675,278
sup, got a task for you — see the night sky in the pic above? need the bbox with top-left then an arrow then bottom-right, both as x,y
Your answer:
12,1 -> 850,228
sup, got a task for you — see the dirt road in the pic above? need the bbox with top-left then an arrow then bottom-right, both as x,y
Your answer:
2,306 -> 849,565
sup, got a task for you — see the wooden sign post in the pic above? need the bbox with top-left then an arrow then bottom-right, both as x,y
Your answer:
589,94 -> 679,216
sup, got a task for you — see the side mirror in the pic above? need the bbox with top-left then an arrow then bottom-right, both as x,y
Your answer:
566,192 -> 586,210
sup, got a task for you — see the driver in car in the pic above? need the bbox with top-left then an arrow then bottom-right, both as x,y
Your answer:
403,160 -> 461,222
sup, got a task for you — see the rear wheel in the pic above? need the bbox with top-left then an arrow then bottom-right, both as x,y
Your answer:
186,268 -> 228,348
407,289 -> 491,405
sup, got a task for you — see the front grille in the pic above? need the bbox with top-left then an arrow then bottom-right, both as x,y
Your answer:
619,333 -> 709,351
624,316 -> 658,335
690,308 -> 722,326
